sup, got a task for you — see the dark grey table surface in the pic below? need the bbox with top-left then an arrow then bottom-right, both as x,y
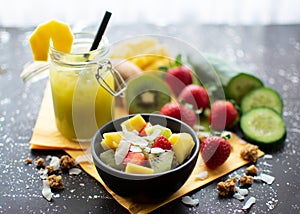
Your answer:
0,24 -> 299,213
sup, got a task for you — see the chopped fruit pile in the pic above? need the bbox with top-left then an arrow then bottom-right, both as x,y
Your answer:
99,114 -> 196,174
29,19 -> 74,61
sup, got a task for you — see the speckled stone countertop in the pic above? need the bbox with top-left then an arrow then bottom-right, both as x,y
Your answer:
0,24 -> 299,213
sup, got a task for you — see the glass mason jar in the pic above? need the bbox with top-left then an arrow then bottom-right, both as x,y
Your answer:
49,32 -> 125,142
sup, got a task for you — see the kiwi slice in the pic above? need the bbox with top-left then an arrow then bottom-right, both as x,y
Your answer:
125,74 -> 171,114
99,149 -> 125,171
149,151 -> 174,173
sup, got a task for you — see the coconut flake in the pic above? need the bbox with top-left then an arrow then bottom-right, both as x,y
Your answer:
233,192 -> 245,201
115,139 -> 131,165
196,171 -> 208,180
181,196 -> 199,206
242,196 -> 256,210
150,147 -> 165,154
69,168 -> 82,175
263,154 -> 273,159
75,155 -> 92,164
254,173 -> 275,185
39,168 -> 48,180
49,156 -> 60,171
143,128 -> 161,141
237,187 -> 249,196
42,180 -> 52,201
129,145 -> 142,153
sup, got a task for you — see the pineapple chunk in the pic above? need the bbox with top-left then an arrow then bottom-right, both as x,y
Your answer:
125,163 -> 154,174
121,114 -> 146,132
101,131 -> 123,150
169,133 -> 195,164
29,19 -> 74,61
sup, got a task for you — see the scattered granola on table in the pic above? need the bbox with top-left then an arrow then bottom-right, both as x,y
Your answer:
246,164 -> 258,175
239,175 -> 253,186
45,165 -> 54,174
217,177 -> 237,196
59,155 -> 76,169
35,157 -> 45,167
24,157 -> 32,164
240,144 -> 259,162
46,174 -> 64,190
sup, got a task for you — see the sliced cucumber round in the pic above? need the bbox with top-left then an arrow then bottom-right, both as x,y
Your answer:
226,73 -> 264,105
240,107 -> 286,145
241,87 -> 283,114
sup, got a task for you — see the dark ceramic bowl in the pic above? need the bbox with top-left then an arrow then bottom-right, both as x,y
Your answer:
91,114 -> 200,202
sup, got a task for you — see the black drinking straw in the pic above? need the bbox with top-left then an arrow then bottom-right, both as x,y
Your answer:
90,11 -> 112,51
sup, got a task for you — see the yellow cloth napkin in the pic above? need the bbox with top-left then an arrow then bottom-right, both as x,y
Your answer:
30,84 -> 264,214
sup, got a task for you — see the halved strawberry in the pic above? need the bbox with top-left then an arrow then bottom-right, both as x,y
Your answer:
123,152 -> 146,166
153,135 -> 172,150
200,136 -> 231,169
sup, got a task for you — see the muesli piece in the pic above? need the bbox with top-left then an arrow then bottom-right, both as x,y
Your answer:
246,164 -> 258,175
35,158 -> 45,167
239,175 -> 253,186
46,174 -> 64,190
240,144 -> 259,162
45,165 -> 54,174
24,157 -> 32,164
59,155 -> 76,169
217,177 -> 237,196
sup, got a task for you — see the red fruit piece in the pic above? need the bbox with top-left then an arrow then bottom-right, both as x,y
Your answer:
160,103 -> 197,127
209,100 -> 238,130
164,66 -> 193,95
123,152 -> 146,166
153,135 -> 172,150
139,122 -> 152,136
200,136 -> 231,169
178,84 -> 209,111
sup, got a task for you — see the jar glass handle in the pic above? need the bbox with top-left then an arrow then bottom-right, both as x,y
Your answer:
95,60 -> 126,97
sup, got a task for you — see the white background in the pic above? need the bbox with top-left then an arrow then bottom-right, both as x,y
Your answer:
1,0 -> 300,27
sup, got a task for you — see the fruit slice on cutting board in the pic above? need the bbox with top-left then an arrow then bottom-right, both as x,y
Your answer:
125,74 -> 172,114
169,133 -> 195,164
29,19 -> 74,61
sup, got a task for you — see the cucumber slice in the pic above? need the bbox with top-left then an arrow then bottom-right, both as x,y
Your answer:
226,73 -> 264,104
241,87 -> 283,114
240,107 -> 286,145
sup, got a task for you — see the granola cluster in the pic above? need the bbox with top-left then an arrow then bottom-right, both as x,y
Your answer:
239,175 -> 253,186
59,155 -> 76,169
35,158 -> 45,167
240,144 -> 259,162
46,174 -> 64,190
217,177 -> 237,196
246,164 -> 258,175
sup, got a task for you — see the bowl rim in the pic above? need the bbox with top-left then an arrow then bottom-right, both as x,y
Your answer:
91,113 -> 200,180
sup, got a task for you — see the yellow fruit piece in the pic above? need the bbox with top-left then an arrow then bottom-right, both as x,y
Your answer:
125,163 -> 154,174
121,114 -> 146,132
29,19 -> 74,61
101,132 -> 123,150
169,133 -> 195,164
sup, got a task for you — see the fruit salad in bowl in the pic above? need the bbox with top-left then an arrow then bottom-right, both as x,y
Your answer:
91,114 -> 200,202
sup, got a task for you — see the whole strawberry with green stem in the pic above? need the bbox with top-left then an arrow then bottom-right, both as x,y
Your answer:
200,136 -> 231,169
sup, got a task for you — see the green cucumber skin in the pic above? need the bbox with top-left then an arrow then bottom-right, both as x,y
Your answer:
241,87 -> 283,115
240,107 -> 286,145
226,73 -> 264,105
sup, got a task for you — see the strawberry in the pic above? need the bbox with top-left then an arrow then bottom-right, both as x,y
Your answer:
153,135 -> 172,150
123,152 -> 146,166
160,103 -> 197,127
200,136 -> 231,169
139,122 -> 152,136
178,84 -> 209,111
164,66 -> 193,95
209,100 -> 238,130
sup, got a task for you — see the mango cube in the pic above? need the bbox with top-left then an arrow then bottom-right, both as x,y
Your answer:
29,19 -> 74,61
169,133 -> 195,164
101,131 -> 123,150
125,163 -> 154,174
121,114 -> 146,132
